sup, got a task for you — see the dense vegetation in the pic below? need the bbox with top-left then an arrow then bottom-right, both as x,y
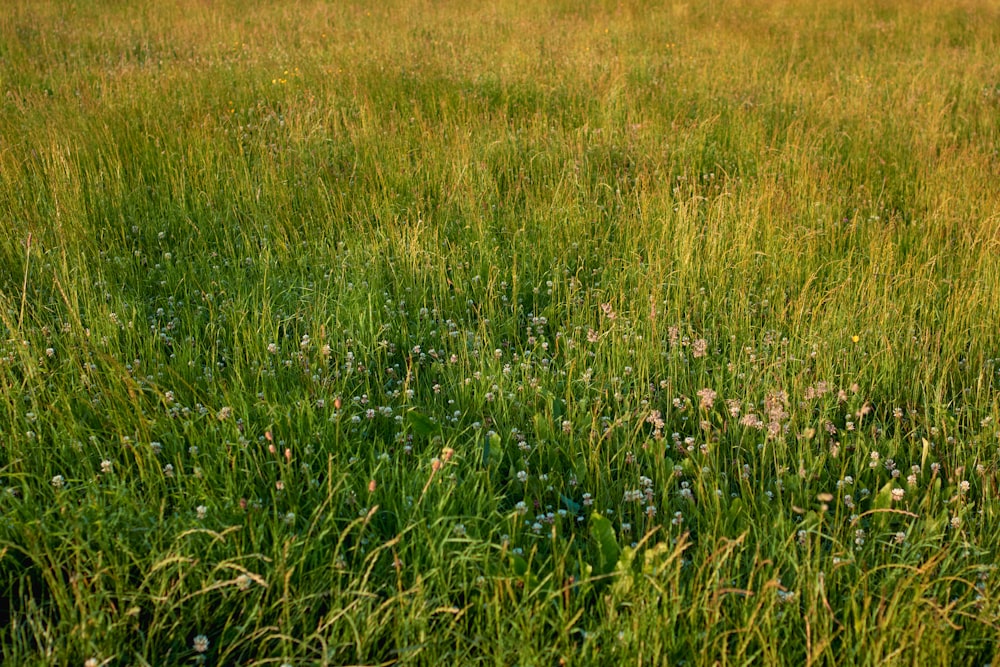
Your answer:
2,0 -> 1000,664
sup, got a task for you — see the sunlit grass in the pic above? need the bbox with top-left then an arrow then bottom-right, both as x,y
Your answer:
2,0 -> 1000,664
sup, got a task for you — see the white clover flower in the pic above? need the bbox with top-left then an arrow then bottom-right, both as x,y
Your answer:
192,634 -> 210,653
51,475 -> 65,489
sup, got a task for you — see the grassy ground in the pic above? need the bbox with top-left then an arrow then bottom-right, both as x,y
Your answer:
2,0 -> 1000,664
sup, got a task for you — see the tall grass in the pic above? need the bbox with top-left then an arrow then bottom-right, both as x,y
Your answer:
2,0 -> 1000,664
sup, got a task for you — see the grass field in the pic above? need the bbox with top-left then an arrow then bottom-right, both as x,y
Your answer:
2,0 -> 1000,664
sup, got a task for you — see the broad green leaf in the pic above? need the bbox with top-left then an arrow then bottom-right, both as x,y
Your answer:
406,409 -> 436,437
589,512 -> 621,576
510,553 -> 529,577
560,494 -> 581,514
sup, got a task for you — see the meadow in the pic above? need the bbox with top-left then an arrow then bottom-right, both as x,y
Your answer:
2,0 -> 1000,664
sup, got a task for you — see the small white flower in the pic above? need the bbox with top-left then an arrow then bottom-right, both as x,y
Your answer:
101,460 -> 113,474
51,475 -> 65,489
196,505 -> 207,520
192,634 -> 210,653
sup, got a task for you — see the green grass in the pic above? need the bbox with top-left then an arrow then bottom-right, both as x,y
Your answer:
2,0 -> 1000,664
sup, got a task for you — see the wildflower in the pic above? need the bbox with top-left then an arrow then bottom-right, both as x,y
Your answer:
163,464 -> 174,477
691,339 -> 708,358
217,406 -> 232,421
697,388 -> 717,410
192,635 -> 210,653
454,523 -> 467,537
891,488 -> 904,502
582,493 -> 593,506
516,470 -> 528,483
196,505 -> 207,520
959,480 -> 971,493
101,460 -> 113,474
51,475 -> 65,489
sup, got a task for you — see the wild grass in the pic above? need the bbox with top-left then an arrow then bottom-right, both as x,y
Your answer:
2,0 -> 1000,664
